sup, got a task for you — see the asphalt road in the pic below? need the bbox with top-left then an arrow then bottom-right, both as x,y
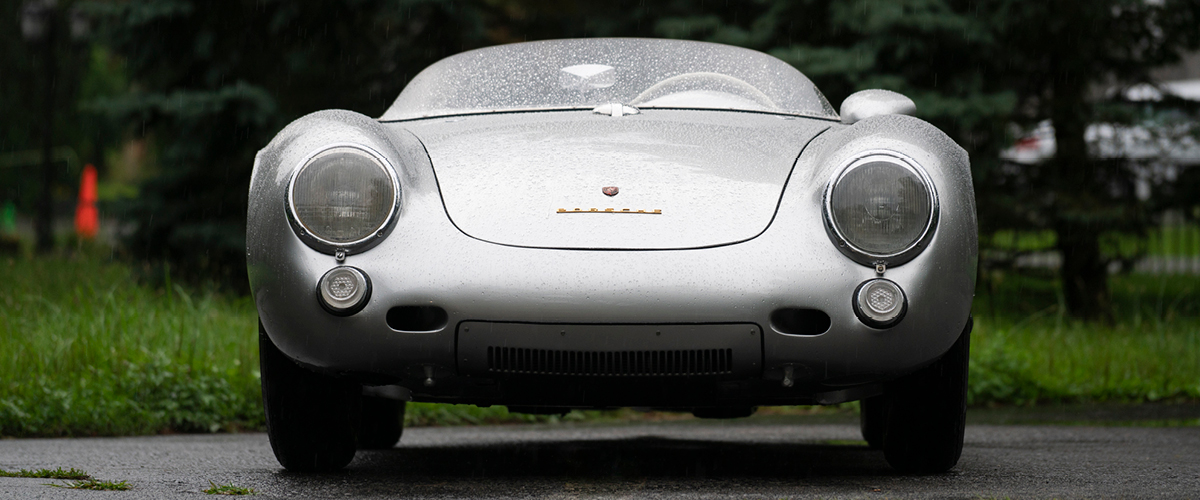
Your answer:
1,410 -> 1197,499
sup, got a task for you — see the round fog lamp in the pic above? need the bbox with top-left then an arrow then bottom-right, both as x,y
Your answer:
853,279 -> 907,328
317,266 -> 371,316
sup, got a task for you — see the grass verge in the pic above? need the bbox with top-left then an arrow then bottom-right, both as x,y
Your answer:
971,271 -> 1200,404
1,254 -> 1196,437
0,467 -> 90,480
1,255 -> 262,437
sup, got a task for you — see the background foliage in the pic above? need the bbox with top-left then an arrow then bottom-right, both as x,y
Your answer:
92,0 -> 485,286
3,0 -> 1197,313
3,0 -> 1200,437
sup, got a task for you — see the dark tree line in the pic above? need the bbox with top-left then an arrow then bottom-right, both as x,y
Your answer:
7,0 -> 1198,318
89,0 -> 483,286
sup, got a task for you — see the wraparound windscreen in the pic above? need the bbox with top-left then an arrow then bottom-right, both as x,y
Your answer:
382,38 -> 837,121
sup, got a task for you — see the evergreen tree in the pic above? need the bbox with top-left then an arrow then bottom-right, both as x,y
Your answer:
977,0 -> 1200,321
96,0 -> 493,287
96,0 -> 1200,312
622,0 -> 1199,320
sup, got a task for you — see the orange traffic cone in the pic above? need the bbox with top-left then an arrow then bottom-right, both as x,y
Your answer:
74,164 -> 99,239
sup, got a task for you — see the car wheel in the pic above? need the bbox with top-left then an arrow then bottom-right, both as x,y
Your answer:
881,317 -> 972,474
356,397 -> 405,450
859,395 -> 887,449
259,323 -> 360,472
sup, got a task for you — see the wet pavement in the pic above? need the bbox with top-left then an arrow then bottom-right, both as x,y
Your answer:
1,404 -> 1197,499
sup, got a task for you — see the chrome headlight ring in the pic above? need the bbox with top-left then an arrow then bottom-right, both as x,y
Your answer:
822,150 -> 939,268
285,143 -> 401,256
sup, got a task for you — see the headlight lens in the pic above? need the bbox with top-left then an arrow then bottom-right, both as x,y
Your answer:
827,152 -> 935,259
289,145 -> 398,247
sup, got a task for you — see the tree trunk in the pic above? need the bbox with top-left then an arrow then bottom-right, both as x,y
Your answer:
34,17 -> 56,253
1050,51 -> 1112,322
1055,221 -> 1113,322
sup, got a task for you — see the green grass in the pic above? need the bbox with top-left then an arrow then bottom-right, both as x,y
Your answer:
821,439 -> 869,446
0,465 -> 131,492
0,254 -> 262,437
404,404 -> 720,427
971,271 -> 1200,404
1142,225 -> 1200,257
0,467 -> 91,480
405,402 -> 582,427
984,225 -> 1200,257
49,479 -> 131,491
2,253 -> 1197,437
984,229 -> 1058,253
203,481 -> 255,495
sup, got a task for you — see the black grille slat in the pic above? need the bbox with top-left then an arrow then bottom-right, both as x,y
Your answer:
486,347 -> 735,377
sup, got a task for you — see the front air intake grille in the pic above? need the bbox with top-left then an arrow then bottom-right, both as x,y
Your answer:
486,347 -> 734,377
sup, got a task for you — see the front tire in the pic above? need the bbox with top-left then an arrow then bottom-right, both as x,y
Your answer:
356,397 -> 405,450
859,395 -> 887,449
259,324 -> 360,472
880,317 -> 972,474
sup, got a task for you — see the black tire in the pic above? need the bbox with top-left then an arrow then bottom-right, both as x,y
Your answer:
881,317 -> 972,474
356,397 -> 405,450
259,323 -> 360,472
859,395 -> 887,449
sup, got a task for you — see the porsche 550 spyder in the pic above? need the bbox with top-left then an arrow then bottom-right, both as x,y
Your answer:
248,38 -> 977,474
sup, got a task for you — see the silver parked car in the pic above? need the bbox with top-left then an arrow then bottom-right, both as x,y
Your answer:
248,38 -> 977,473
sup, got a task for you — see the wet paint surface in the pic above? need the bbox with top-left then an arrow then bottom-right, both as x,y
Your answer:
403,109 -> 829,250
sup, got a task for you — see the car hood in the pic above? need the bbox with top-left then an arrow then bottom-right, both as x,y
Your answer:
395,110 -> 830,250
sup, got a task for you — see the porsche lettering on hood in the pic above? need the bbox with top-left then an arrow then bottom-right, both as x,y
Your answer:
557,208 -> 661,214
401,110 -> 830,250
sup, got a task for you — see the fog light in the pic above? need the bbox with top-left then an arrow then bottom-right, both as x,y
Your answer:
853,278 -> 907,328
317,266 -> 371,316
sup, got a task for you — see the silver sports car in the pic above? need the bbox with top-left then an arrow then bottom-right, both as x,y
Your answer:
248,38 -> 977,473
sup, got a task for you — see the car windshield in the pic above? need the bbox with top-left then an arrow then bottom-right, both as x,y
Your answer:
381,38 -> 837,121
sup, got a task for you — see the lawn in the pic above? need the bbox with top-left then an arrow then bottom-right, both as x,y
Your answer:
971,271 -> 1200,404
983,225 -> 1200,257
2,253 -> 1197,437
1,255 -> 262,437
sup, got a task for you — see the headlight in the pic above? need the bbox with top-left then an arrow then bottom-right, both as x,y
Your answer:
824,151 -> 937,266
288,144 -> 399,253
